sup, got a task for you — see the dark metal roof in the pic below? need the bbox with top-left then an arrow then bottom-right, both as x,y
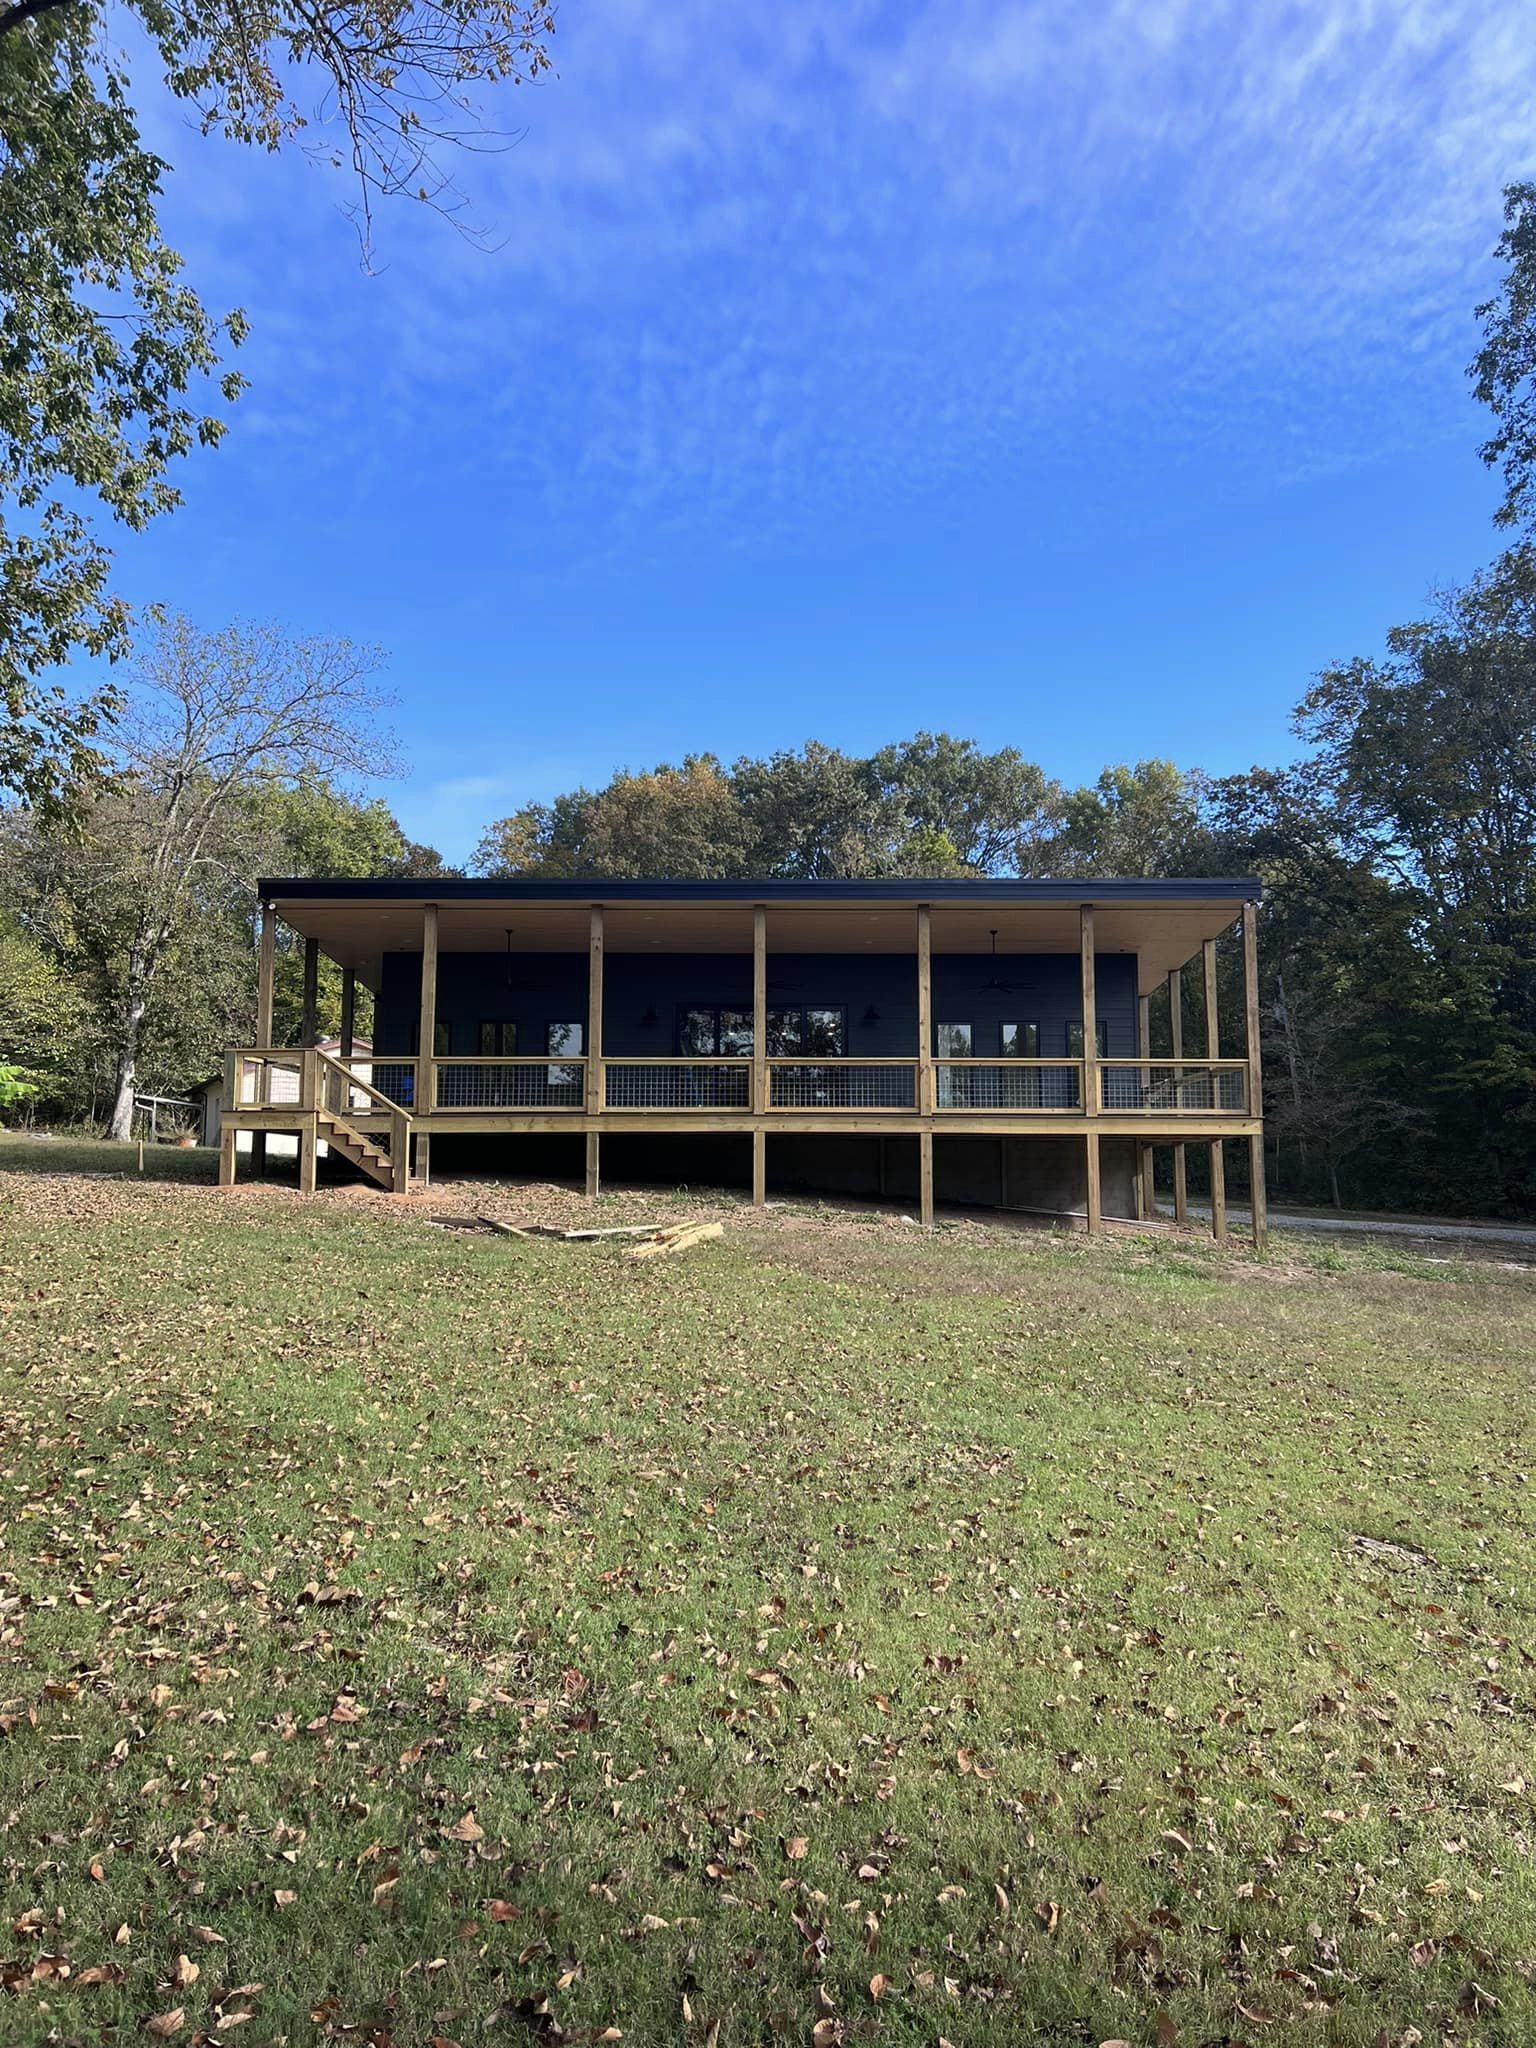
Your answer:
258,875 -> 1261,903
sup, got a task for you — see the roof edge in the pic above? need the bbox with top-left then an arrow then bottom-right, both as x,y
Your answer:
257,875 -> 1263,902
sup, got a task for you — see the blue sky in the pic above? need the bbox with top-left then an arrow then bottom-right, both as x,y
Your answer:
121,0 -> 1535,863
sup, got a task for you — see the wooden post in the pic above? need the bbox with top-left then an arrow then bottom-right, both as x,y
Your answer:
1243,903 -> 1267,1249
301,936 -> 319,1047
752,1128 -> 766,1208
586,905 -> 605,1117
251,901 -> 275,1181
219,1121 -> 237,1188
916,904 -> 933,1116
298,1113 -> 318,1195
1136,992 -> 1153,1219
919,1129 -> 934,1228
1085,1130 -> 1102,1234
752,905 -> 767,1117
1204,935 -> 1226,1243
1168,966 -> 1188,1226
1080,904 -> 1097,1118
256,901 -> 276,1045
339,969 -> 356,1061
585,1131 -> 601,1201
416,901 -> 439,1186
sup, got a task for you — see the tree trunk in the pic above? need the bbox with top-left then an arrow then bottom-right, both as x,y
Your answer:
105,995 -> 147,1142
1328,1158 -> 1342,1210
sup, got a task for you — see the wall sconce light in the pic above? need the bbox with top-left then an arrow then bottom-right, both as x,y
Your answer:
640,1006 -> 658,1028
862,1005 -> 881,1026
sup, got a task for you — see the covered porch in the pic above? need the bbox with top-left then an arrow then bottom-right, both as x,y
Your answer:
223,879 -> 1265,1242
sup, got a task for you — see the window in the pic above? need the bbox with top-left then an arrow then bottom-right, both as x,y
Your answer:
1000,1021 -> 1040,1105
681,1006 -> 847,1056
547,1021 -> 583,1100
479,1020 -> 517,1056
404,1019 -> 453,1055
1000,1022 -> 1038,1058
936,1021 -> 973,1106
1066,1020 -> 1110,1058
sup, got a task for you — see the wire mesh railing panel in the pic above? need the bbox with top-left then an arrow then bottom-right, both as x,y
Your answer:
934,1061 -> 1083,1109
605,1061 -> 752,1109
435,1060 -> 586,1109
368,1060 -> 421,1108
768,1062 -> 917,1109
236,1054 -> 304,1108
1097,1063 -> 1249,1113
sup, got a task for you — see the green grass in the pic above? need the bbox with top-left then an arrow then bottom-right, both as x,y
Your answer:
2,1161 -> 1534,2046
0,1128 -> 217,1182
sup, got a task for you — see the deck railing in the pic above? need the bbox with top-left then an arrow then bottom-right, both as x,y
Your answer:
1096,1059 -> 1249,1114
227,1049 -> 1253,1122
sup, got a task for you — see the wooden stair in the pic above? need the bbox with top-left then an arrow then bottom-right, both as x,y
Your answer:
317,1111 -> 400,1191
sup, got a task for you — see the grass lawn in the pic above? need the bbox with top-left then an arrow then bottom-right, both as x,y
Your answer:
2,1150 -> 1534,2047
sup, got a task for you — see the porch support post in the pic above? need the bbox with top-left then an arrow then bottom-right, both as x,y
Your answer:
1085,1131 -> 1102,1234
298,1112 -> 318,1195
1203,936 -> 1227,1243
586,905 -> 604,1118
219,1120 -> 237,1188
1080,904 -> 1098,1125
301,936 -> 320,1047
256,902 -> 276,1043
752,1128 -> 766,1208
919,1129 -> 934,1228
1168,966 -> 1188,1226
585,1131 -> 601,1201
752,905 -> 767,1122
339,969 -> 356,1061
1243,902 -> 1267,1249
416,901 -> 439,1184
1136,990 -> 1153,1219
916,903 -> 933,1116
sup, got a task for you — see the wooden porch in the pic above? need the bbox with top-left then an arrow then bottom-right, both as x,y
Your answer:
222,889 -> 1266,1243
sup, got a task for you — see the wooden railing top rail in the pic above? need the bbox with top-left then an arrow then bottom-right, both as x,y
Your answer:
314,1048 -> 410,1118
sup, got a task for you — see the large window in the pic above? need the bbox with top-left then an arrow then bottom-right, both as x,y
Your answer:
1066,1019 -> 1111,1058
547,1021 -> 583,1100
1001,1021 -> 1038,1058
678,1006 -> 846,1056
936,1021 -> 973,1106
478,1020 -> 518,1056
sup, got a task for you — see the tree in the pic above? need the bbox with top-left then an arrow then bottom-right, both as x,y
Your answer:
12,615 -> 391,1139
1472,182 -> 1536,531
1047,760 -> 1213,877
0,0 -> 554,805
732,742 -> 907,879
867,732 -> 1059,875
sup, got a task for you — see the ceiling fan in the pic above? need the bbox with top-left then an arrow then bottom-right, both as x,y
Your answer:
975,929 -> 1031,994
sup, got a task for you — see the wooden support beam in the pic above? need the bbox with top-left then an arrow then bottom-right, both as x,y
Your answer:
219,1121 -> 237,1188
1243,904 -> 1267,1249
752,1127 -> 766,1207
298,1114 -> 318,1196
1138,1139 -> 1154,1220
418,901 -> 439,1116
1080,904 -> 1098,1116
339,969 -> 356,1061
752,905 -> 767,1113
1168,965 -> 1188,1226
256,901 -> 276,1046
1085,1129 -> 1102,1234
1204,936 -> 1227,1243
585,1130 -> 601,1201
916,904 -> 933,1116
301,936 -> 319,1048
919,1129 -> 934,1227
586,905 -> 605,1117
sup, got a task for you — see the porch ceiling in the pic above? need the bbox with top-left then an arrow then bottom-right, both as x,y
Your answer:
267,892 -> 1252,997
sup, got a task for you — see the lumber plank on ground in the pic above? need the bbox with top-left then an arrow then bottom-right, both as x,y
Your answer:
627,1220 -> 724,1261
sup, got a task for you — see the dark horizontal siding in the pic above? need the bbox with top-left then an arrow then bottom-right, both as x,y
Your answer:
378,951 -> 1138,1059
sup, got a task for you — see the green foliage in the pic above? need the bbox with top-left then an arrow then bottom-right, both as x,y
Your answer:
0,0 -> 554,805
1471,181 -> 1536,531
0,1060 -> 37,1108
